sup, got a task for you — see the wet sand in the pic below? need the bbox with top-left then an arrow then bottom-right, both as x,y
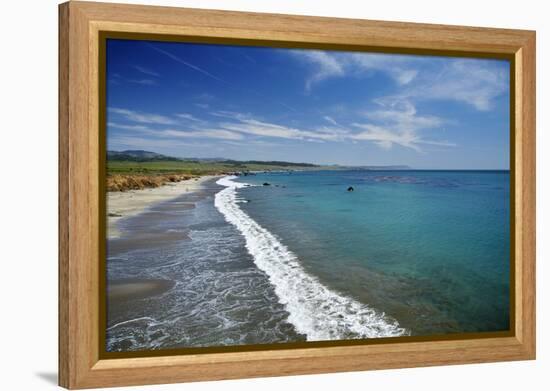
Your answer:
108,278 -> 176,302
107,175 -> 218,238
106,176 -> 221,306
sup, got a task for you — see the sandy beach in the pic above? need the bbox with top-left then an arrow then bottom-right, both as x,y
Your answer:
107,175 -> 218,239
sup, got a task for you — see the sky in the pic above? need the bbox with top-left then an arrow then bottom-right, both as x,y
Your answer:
106,39 -> 510,169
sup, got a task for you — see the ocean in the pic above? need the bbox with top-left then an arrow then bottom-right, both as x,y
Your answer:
106,170 -> 510,351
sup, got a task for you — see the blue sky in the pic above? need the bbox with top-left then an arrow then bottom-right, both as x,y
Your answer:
106,39 -> 510,169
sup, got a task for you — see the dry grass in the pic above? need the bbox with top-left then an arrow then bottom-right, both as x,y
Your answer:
107,174 -> 197,192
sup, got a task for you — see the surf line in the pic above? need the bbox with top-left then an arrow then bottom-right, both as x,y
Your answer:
214,176 -> 407,341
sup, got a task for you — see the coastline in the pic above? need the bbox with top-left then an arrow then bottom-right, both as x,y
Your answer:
104,170 -> 509,350
106,174 -> 305,350
107,175 -> 219,239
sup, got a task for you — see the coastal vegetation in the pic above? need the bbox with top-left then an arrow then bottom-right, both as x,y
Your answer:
106,150 -> 411,191
107,173 -> 197,192
107,150 -> 322,191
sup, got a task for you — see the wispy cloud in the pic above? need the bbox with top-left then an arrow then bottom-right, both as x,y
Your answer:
211,110 -> 249,120
148,44 -> 228,84
108,108 -> 178,125
109,136 -> 206,151
150,44 -> 297,113
350,123 -> 454,151
350,124 -> 419,151
220,117 -> 341,141
110,66 -> 160,86
398,59 -> 509,111
293,50 -> 419,92
348,53 -> 418,85
108,122 -> 243,141
176,113 -> 202,122
108,103 -> 455,152
323,115 -> 342,127
107,110 -> 243,141
222,139 -> 282,148
294,51 -> 507,112
158,128 -> 243,140
108,122 -> 150,131
211,102 -> 453,151
351,100 -> 454,151
298,51 -> 344,92
133,65 -> 160,77
363,100 -> 443,130
217,109 -> 453,151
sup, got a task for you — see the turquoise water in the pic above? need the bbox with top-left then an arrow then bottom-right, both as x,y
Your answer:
234,170 -> 510,336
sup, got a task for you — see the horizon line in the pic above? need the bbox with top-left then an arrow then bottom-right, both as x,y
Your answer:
107,150 -> 509,171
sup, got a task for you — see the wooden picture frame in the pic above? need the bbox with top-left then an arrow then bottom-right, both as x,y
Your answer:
59,1 -> 536,389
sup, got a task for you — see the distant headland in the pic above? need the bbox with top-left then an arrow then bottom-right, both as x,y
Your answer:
106,150 -> 411,191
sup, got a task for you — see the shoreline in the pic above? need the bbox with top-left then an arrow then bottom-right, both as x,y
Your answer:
107,175 -> 307,350
107,175 -> 220,239
215,175 -> 407,340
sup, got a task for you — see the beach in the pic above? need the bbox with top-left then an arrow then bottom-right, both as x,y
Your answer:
106,175 -> 304,350
107,175 -> 217,238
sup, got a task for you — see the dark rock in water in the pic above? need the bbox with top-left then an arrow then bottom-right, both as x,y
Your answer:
263,182 -> 271,186
347,186 -> 354,192
108,212 -> 123,217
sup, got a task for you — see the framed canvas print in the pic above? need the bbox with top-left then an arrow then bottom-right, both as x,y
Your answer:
58,1 -> 536,389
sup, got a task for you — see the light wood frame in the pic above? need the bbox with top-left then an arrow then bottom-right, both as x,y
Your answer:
59,1 -> 536,389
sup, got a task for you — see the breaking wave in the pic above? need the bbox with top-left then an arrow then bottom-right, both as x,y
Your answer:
215,176 -> 407,341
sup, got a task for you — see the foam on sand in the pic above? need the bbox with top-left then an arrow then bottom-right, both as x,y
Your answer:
215,176 -> 407,340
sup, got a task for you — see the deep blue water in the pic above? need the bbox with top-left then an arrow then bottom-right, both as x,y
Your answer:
235,170 -> 510,335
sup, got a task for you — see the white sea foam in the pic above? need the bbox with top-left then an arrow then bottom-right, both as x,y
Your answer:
107,316 -> 158,332
215,176 -> 407,340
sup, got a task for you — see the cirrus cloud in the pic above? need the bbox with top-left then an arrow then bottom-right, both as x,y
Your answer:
108,101 -> 455,152
292,50 -> 419,92
108,107 -> 177,125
